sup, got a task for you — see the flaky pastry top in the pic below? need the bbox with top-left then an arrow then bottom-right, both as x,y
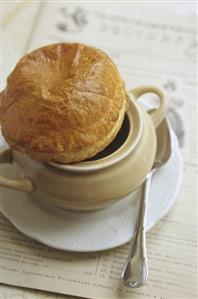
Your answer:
0,43 -> 127,163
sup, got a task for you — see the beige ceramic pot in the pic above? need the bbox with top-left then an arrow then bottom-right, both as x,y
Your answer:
0,86 -> 166,210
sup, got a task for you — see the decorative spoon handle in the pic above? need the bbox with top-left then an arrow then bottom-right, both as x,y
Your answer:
121,168 -> 155,288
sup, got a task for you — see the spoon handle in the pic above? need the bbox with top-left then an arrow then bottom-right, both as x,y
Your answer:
121,168 -> 155,288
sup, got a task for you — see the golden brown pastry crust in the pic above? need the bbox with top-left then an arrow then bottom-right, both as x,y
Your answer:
0,43 -> 127,163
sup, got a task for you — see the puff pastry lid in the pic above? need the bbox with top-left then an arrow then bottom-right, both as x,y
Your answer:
0,43 -> 127,163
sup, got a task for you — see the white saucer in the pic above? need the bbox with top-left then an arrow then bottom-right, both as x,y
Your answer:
0,130 -> 183,252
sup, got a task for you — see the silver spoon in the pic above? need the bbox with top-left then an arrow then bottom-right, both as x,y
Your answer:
121,117 -> 172,288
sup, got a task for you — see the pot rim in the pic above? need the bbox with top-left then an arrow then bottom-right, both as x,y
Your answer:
49,98 -> 143,172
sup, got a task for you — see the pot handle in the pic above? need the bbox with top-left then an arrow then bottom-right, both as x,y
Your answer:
128,86 -> 167,128
0,149 -> 34,192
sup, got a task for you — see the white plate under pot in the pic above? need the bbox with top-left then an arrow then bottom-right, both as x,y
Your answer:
0,130 -> 183,252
